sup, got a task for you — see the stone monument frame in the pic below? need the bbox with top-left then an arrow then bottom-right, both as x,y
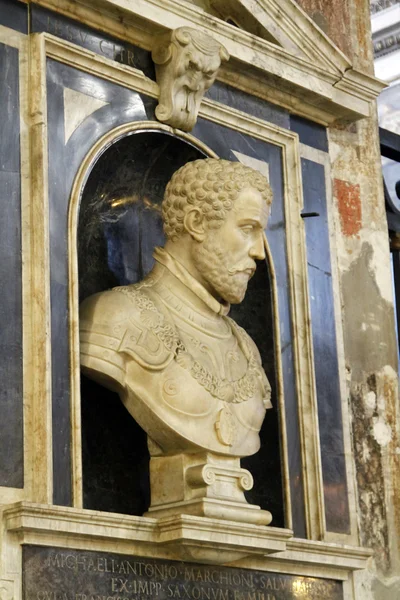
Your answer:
48,36 -> 326,539
14,29 -> 346,542
0,5 -> 383,596
69,120 -> 287,520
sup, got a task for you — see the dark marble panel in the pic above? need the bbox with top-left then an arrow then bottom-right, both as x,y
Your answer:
231,260 -> 282,525
193,117 -> 305,534
0,172 -> 23,488
46,65 -> 72,506
78,131 -> 205,515
301,158 -> 350,533
290,115 -> 328,152
0,0 -> 27,34
81,377 -> 151,515
0,42 -> 23,489
47,59 -> 153,199
205,82 -> 326,152
206,81 -> 291,130
0,43 -> 20,173
301,162 -> 332,274
51,276 -> 72,506
32,5 -> 155,79
268,200 -> 306,537
23,546 -> 344,600
46,59 -> 156,505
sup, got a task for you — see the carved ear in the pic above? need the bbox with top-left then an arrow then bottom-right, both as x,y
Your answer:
152,41 -> 173,65
184,208 -> 206,242
219,46 -> 230,62
175,28 -> 192,47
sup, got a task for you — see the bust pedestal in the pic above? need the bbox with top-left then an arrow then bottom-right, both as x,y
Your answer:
145,451 -> 272,526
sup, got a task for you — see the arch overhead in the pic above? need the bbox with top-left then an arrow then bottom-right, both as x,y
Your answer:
68,122 -> 218,506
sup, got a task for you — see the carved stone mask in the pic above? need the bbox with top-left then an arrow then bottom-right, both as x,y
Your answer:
152,27 -> 229,132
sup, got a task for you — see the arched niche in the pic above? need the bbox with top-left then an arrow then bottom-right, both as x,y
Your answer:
231,256 -> 284,527
73,124 -> 284,526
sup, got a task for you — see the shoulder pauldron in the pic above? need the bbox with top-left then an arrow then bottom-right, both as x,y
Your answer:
113,284 -> 178,370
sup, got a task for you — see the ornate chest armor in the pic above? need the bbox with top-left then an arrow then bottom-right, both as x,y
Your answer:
80,249 -> 271,457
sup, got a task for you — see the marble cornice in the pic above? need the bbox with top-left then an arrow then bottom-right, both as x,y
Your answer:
371,0 -> 399,14
280,538 -> 372,571
29,0 -> 386,124
3,503 -> 372,575
373,24 -> 400,58
2,502 -> 292,565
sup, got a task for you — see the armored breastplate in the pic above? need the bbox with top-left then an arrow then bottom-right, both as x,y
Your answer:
80,267 -> 271,458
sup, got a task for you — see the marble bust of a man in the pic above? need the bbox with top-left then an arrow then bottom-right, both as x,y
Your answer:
80,158 -> 273,461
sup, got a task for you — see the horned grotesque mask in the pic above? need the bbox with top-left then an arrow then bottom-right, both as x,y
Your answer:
152,27 -> 229,132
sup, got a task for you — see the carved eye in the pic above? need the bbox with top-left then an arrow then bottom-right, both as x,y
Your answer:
241,225 -> 254,235
189,60 -> 199,71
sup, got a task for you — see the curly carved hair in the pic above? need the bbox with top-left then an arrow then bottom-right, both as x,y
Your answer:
162,158 -> 272,241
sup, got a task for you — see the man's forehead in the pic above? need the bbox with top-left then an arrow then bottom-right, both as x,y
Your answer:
233,188 -> 270,222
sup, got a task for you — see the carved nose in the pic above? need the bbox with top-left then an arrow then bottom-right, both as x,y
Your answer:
250,234 -> 266,261
190,70 -> 203,87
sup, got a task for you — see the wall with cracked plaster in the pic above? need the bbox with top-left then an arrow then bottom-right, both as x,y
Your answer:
302,0 -> 400,594
0,0 -> 398,597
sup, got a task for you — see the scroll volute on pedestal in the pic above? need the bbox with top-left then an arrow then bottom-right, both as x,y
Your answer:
152,27 -> 229,132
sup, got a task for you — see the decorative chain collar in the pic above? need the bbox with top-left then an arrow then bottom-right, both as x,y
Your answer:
115,285 -> 270,405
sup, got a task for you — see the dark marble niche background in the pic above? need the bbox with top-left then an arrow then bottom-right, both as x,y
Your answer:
79,131 -> 205,515
78,132 -> 204,302
230,260 -> 281,524
78,131 -> 283,526
0,40 -> 23,488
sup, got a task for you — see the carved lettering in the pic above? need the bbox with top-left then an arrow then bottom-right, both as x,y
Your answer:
78,29 -> 88,44
25,548 -> 343,600
65,25 -> 74,42
127,50 -> 135,67
119,579 -> 129,593
234,594 -> 275,600
75,595 -> 129,600
185,569 -> 253,588
259,577 -> 288,592
167,585 -> 229,600
99,39 -> 110,55
43,17 -> 135,68
47,16 -> 62,37
36,593 -> 69,600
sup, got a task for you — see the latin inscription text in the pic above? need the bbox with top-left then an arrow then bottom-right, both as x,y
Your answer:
45,17 -> 135,67
23,548 -> 343,600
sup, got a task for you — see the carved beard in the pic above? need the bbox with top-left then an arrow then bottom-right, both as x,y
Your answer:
193,235 -> 253,304
170,80 -> 203,130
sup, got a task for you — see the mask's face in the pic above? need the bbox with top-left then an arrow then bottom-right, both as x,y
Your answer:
193,188 -> 270,304
169,48 -> 220,130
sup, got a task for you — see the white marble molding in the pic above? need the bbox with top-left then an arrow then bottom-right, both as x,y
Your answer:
29,0 -> 386,124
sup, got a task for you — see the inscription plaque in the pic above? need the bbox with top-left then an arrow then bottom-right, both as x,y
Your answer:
23,546 -> 343,600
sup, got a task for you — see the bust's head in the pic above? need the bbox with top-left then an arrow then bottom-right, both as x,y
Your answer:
162,158 -> 273,304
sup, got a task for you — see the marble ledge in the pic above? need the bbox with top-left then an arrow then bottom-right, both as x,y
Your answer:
2,503 -> 291,564
270,539 -> 372,572
2,503 -> 371,571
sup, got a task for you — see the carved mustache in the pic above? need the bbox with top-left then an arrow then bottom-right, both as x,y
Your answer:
227,265 -> 256,277
185,82 -> 201,92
